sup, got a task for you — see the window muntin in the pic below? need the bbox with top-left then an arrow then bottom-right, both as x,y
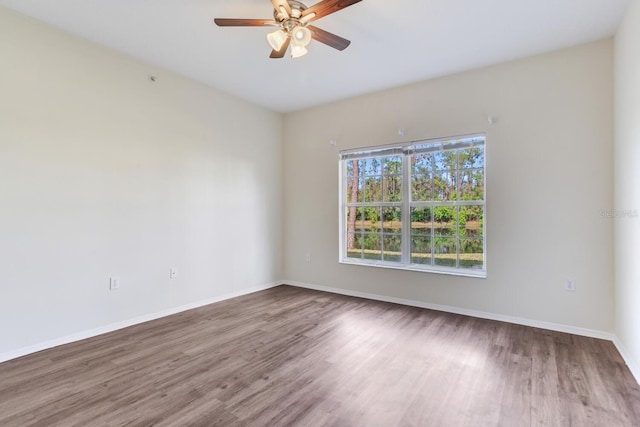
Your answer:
340,134 -> 485,277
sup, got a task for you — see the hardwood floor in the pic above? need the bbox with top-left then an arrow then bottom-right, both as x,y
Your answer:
1,285 -> 639,426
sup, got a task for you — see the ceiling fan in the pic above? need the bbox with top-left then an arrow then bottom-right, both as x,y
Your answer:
214,0 -> 362,59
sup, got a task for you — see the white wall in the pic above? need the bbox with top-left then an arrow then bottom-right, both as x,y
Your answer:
614,0 -> 640,378
283,40 -> 614,333
0,7 -> 282,356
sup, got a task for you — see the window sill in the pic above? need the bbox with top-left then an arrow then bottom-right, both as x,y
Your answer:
339,258 -> 487,279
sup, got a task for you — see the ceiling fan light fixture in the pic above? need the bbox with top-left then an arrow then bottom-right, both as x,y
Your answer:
291,26 -> 312,47
267,29 -> 288,51
291,44 -> 308,58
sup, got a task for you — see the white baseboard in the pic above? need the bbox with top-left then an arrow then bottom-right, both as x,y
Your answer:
613,336 -> 640,385
284,280 -> 640,385
0,281 -> 280,364
283,280 -> 614,340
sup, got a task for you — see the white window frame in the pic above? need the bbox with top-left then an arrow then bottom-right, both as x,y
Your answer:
339,133 -> 486,278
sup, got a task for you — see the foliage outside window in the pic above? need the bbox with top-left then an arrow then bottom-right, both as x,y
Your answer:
340,134 -> 486,277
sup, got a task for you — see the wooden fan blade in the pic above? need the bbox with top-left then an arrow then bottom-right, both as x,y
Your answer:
270,36 -> 291,58
271,0 -> 292,17
301,0 -> 362,22
308,25 -> 350,51
214,18 -> 275,27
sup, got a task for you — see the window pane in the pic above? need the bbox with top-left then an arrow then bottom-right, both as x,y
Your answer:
364,207 -> 381,232
411,153 -> 433,201
346,207 -> 365,233
346,174 -> 359,203
411,173 -> 432,201
383,156 -> 402,202
383,174 -> 402,202
459,206 -> 484,237
412,153 -> 434,174
434,151 -> 456,171
363,158 -> 382,176
383,156 -> 402,174
357,177 -> 365,202
382,207 -> 402,233
433,170 -> 456,201
346,160 -> 356,178
411,207 -> 432,235
460,238 -> 484,270
411,237 -> 432,264
364,175 -> 382,202
383,234 -> 402,262
346,233 -> 363,260
459,168 -> 484,201
347,160 -> 364,202
363,233 -> 382,261
433,206 -> 457,236
434,237 -> 457,267
460,147 -> 484,169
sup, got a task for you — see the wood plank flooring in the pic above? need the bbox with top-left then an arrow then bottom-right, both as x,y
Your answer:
1,285 -> 639,426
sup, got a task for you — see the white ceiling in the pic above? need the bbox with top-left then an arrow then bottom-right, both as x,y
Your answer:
0,0 -> 629,113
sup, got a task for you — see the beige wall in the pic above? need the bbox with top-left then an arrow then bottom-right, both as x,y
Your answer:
614,0 -> 640,377
283,39 -> 614,332
0,7 -> 283,356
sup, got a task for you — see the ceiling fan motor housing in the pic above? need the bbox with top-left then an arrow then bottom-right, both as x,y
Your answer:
274,0 -> 309,31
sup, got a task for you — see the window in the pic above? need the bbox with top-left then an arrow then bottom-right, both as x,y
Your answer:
340,134 -> 486,277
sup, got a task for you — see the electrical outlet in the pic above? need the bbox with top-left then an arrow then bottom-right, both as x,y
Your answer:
305,253 -> 311,262
170,268 -> 177,279
109,277 -> 120,290
565,279 -> 576,292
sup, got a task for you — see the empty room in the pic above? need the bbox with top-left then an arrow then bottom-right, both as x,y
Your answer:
1,0 -> 639,425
